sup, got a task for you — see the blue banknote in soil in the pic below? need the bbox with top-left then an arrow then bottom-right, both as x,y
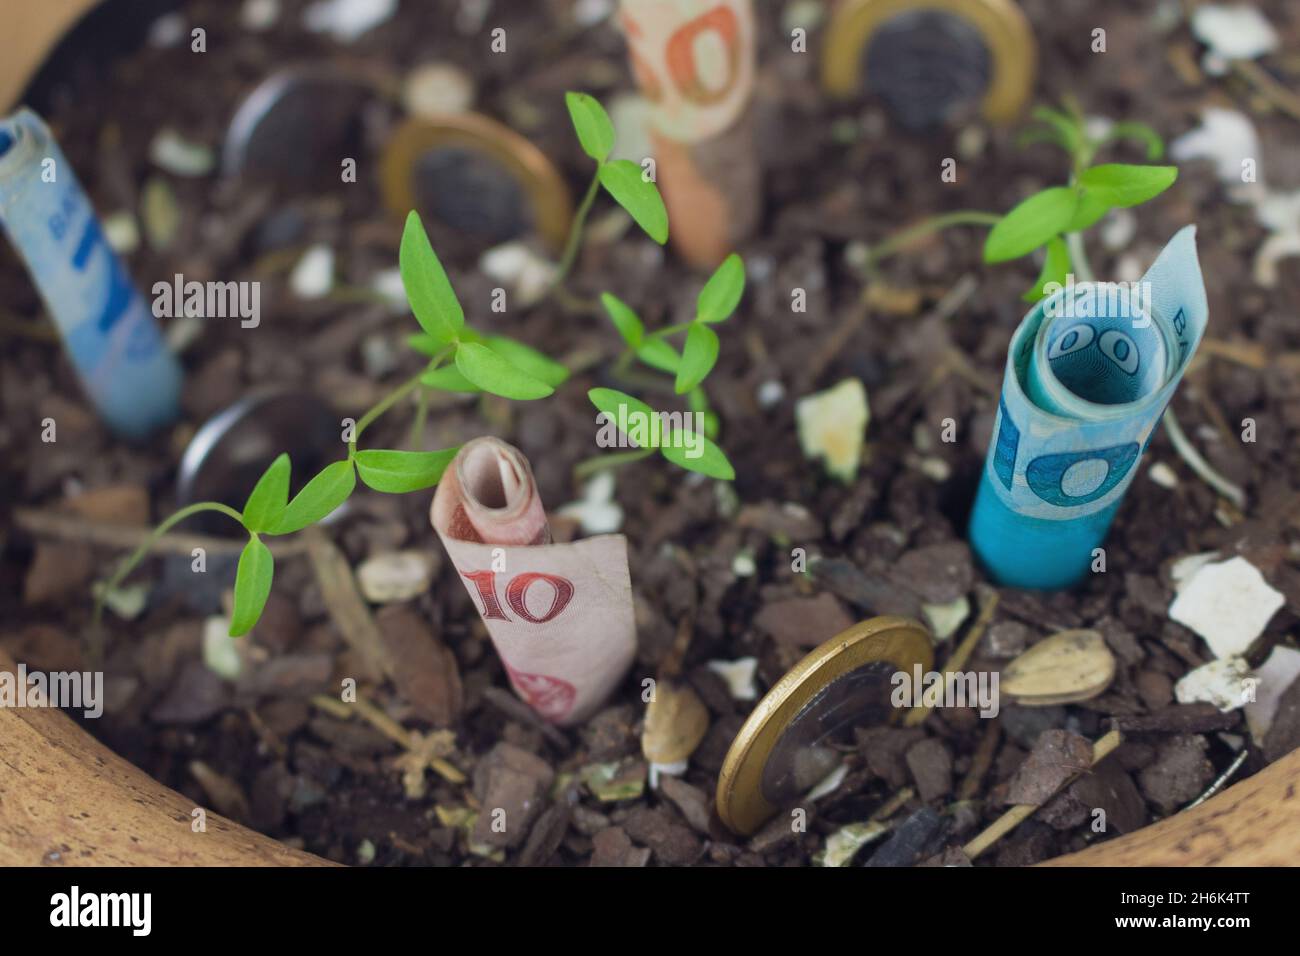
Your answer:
0,108 -> 180,439
969,226 -> 1208,589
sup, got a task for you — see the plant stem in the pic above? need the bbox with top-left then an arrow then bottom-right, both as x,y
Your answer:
409,385 -> 429,449
868,211 -> 1001,264
1065,231 -> 1095,283
349,354 -> 447,457
93,500 -> 244,627
552,169 -> 602,292
572,447 -> 653,481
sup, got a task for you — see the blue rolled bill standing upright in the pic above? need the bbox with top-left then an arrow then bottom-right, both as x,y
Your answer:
969,226 -> 1207,589
0,108 -> 181,439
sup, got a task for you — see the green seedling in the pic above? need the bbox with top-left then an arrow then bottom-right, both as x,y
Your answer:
870,99 -> 1177,299
95,92 -> 737,639
557,91 -> 668,285
580,252 -> 744,481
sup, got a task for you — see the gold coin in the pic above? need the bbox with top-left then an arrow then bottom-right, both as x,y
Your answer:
716,616 -> 933,836
380,113 -> 573,251
821,0 -> 1036,127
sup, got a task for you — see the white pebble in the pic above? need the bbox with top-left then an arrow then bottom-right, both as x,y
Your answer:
303,0 -> 398,42
916,456 -> 951,483
708,658 -> 758,701
1244,645 -> 1300,743
1170,551 -> 1220,592
731,550 -> 757,578
479,241 -> 557,308
290,244 -> 334,299
103,211 -> 140,255
796,378 -> 869,482
756,379 -> 786,409
572,0 -> 614,27
1175,657 -> 1251,712
203,616 -> 243,680
241,0 -> 281,31
557,496 -> 623,536
1192,4 -> 1278,61
1100,207 -> 1137,251
403,62 -> 475,118
361,332 -> 399,379
149,129 -> 215,178
1170,108 -> 1261,188
1168,556 -> 1284,658
357,550 -> 436,603
923,596 -> 969,642
370,267 -> 407,312
147,13 -> 187,48
1148,461 -> 1179,488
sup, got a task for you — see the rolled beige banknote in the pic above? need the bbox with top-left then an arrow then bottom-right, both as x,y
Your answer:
431,437 -> 637,725
619,0 -> 760,269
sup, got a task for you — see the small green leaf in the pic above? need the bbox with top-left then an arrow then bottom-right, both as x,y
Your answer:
1024,236 -> 1071,303
1065,189 -> 1111,232
697,253 -> 745,323
407,332 -> 449,358
600,292 -> 644,349
355,447 -> 459,493
485,336 -> 569,388
565,92 -> 615,163
589,388 -> 660,448
1028,106 -> 1083,156
636,336 -> 681,373
1098,121 -> 1164,161
400,211 -> 464,343
420,363 -> 481,392
229,535 -> 273,637
983,187 -> 1080,264
1077,164 -> 1178,208
454,342 -> 554,400
675,323 -> 720,394
598,160 -> 668,244
241,453 -> 290,533
660,432 -> 734,480
268,460 -> 356,535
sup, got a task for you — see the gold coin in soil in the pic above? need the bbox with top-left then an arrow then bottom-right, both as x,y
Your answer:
716,616 -> 934,836
821,0 -> 1036,128
380,113 -> 572,252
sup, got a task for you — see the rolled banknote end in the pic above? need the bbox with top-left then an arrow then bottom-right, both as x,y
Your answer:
431,437 -> 637,725
969,226 -> 1208,589
619,0 -> 760,269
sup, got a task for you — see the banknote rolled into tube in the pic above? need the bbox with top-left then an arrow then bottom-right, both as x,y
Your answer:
968,226 -> 1208,589
431,437 -> 637,725
0,108 -> 182,439
619,0 -> 760,269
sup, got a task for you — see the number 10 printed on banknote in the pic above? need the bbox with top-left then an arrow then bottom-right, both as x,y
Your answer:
969,226 -> 1208,589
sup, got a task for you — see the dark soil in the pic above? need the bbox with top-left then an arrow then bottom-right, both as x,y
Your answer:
3,0 -> 1300,866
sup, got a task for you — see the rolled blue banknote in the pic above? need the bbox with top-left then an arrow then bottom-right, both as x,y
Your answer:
0,108 -> 180,439
969,226 -> 1207,589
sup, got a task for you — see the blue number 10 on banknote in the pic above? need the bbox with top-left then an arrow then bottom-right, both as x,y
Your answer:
969,226 -> 1208,589
0,108 -> 180,439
